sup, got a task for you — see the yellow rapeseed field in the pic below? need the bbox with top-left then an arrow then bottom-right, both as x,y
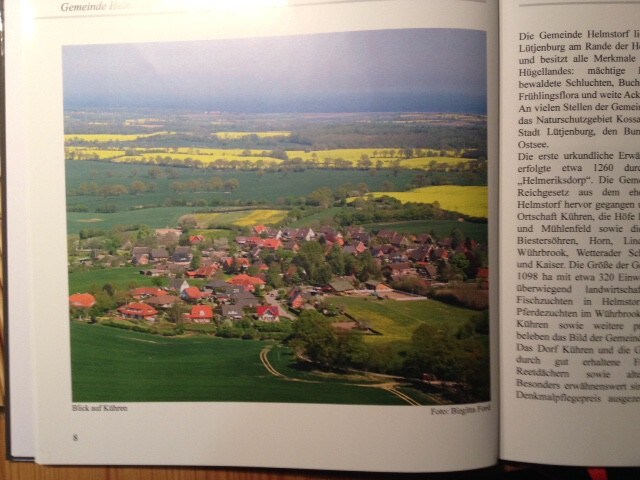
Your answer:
366,185 -> 488,218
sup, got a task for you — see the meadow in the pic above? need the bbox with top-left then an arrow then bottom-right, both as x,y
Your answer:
325,297 -> 474,347
65,160 -> 417,205
71,322 -> 414,405
69,266 -> 158,295
67,207 -> 195,235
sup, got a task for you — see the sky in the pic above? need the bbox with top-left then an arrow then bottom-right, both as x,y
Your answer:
63,28 -> 487,113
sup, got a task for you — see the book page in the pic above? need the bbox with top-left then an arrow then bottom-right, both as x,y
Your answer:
4,0 -> 38,460
500,0 -> 640,466
8,0 -> 498,471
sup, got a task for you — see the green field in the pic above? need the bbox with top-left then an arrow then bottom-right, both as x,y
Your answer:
65,160 -> 417,210
68,266 -> 159,294
65,132 -> 169,142
71,323 -> 410,404
326,297 -> 475,347
67,207 -> 195,235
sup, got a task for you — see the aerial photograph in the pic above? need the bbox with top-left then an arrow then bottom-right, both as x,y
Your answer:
64,28 -> 489,406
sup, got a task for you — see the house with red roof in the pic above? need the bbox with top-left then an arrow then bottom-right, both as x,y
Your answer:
130,287 -> 165,299
228,274 -> 266,292
180,286 -> 209,303
69,293 -> 97,310
117,302 -> 158,321
185,305 -> 214,324
187,264 -> 219,279
287,288 -> 306,310
256,305 -> 280,323
262,238 -> 282,250
189,234 -> 206,245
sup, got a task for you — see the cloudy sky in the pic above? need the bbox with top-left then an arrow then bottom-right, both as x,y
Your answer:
63,28 -> 486,113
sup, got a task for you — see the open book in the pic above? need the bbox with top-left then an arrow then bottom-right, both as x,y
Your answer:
3,0 -> 639,472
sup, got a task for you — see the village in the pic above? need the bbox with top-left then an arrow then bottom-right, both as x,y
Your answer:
69,220 -> 488,335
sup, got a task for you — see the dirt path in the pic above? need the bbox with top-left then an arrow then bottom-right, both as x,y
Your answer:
258,347 -> 422,405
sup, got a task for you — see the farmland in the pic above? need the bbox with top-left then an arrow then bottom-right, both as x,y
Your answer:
66,145 -> 477,171
71,322 -> 421,405
361,186 -> 488,218
65,109 -> 490,405
325,296 -> 475,347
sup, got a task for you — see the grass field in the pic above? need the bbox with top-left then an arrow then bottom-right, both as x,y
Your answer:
71,323 -> 410,404
65,132 -> 168,142
67,207 -> 195,235
68,266 -> 159,294
65,160 -> 417,208
325,297 -> 475,347
213,131 -> 291,139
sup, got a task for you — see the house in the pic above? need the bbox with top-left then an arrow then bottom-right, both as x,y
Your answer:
253,225 -> 268,235
283,240 -> 300,253
171,246 -> 192,263
326,279 -> 356,295
261,238 -> 282,250
204,279 -> 230,292
228,274 -> 266,292
343,241 -> 366,256
364,280 -> 393,294
230,291 -> 259,307
188,264 -> 219,279
118,302 -> 158,320
235,258 -> 251,270
69,293 -> 96,310
408,245 -> 433,263
145,294 -> 180,309
130,287 -> 165,299
383,262 -> 414,277
185,305 -> 214,324
189,234 -> 206,245
168,278 -> 190,293
150,248 -> 170,262
131,247 -> 151,265
416,262 -> 438,279
220,304 -> 244,321
180,286 -> 208,303
256,305 -> 280,323
266,228 -> 282,239
296,228 -> 315,242
287,289 -> 306,309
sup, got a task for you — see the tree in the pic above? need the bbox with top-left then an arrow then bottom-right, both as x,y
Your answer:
290,310 -> 337,366
294,241 -> 326,285
404,323 -> 456,380
178,215 -> 198,232
223,178 -> 240,192
168,301 -> 186,325
450,253 -> 470,280
190,250 -> 202,270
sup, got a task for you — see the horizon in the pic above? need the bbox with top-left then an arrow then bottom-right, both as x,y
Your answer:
63,28 -> 487,114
